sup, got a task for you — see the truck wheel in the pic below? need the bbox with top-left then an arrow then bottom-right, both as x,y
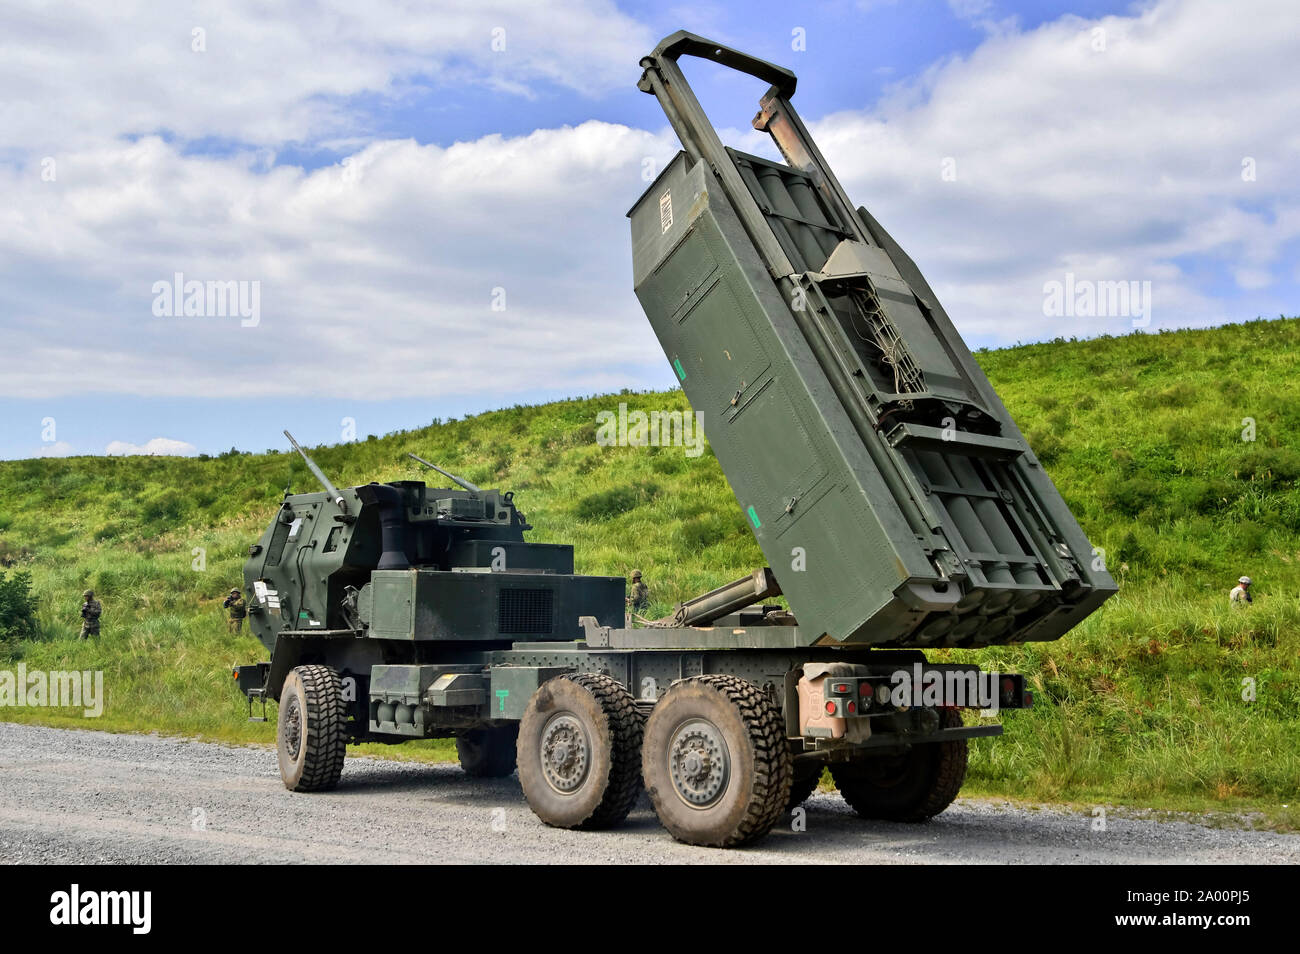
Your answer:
788,763 -> 823,810
642,674 -> 792,848
277,665 -> 347,792
517,673 -> 644,830
457,725 -> 519,778
830,707 -> 967,821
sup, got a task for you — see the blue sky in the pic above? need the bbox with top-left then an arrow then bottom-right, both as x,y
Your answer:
272,0 -> 1143,163
2,0 -> 1297,459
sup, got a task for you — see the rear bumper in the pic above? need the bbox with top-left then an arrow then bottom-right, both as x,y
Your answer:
232,662 -> 270,699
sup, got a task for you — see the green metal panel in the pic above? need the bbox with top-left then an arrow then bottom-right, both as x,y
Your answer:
446,539 -> 574,573
488,666 -> 572,721
369,573 -> 415,639
630,33 -> 1117,649
362,568 -> 623,642
427,672 -> 488,707
633,157 -> 931,646
369,664 -> 428,699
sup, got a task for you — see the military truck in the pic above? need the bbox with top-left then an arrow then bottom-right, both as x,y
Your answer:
232,33 -> 1116,848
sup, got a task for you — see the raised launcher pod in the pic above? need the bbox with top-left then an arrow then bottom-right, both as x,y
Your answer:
629,32 -> 1116,649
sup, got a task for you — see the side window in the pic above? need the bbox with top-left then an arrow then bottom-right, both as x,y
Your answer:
264,519 -> 291,567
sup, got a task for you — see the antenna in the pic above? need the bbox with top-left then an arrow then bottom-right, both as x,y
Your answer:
407,453 -> 481,494
284,430 -> 348,514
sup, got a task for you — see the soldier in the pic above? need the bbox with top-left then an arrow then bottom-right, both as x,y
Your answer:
1229,575 -> 1252,607
79,589 -> 102,639
223,587 -> 248,633
627,570 -> 649,614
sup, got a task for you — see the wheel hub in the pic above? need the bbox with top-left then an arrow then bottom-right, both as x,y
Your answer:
284,696 -> 302,759
540,714 -> 590,794
668,719 -> 729,808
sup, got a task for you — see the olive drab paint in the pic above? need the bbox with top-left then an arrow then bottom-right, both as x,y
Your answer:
629,31 -> 1115,648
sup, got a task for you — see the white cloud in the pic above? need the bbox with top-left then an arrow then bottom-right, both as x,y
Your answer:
104,438 -> 198,456
0,0 -> 1296,409
0,121 -> 679,399
946,0 -> 1018,36
0,0 -> 652,152
35,441 -> 76,457
811,0 -> 1300,338
1234,268 -> 1273,291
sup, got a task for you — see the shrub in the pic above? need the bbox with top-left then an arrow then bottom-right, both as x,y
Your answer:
0,569 -> 37,642
1109,476 -> 1162,517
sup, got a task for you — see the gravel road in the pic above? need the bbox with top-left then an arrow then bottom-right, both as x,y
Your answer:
1,722 -> 1294,864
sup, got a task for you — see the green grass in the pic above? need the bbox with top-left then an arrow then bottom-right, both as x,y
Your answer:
2,317 -> 1298,817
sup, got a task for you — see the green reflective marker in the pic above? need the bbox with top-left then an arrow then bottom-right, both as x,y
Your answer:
747,506 -> 761,529
673,358 -> 686,381
495,689 -> 510,712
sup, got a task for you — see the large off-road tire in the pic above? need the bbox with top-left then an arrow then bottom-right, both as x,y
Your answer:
830,707 -> 967,821
457,725 -> 519,778
517,673 -> 644,830
788,762 -> 824,810
277,665 -> 348,792
642,674 -> 792,848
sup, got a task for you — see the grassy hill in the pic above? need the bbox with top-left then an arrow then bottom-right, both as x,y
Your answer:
2,317 -> 1298,822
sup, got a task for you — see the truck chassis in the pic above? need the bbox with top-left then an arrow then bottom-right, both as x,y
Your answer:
238,615 -> 1028,847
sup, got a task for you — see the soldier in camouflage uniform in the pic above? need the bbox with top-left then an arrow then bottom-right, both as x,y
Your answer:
79,589 -> 102,639
223,587 -> 248,633
627,570 -> 649,614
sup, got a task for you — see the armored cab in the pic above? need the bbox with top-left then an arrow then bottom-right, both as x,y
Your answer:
239,440 -> 625,720
629,32 -> 1116,650
244,479 -> 621,650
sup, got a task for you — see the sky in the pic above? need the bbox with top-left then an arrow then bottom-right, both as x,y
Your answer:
1,0 -> 1297,460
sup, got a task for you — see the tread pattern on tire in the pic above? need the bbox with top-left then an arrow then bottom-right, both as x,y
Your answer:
915,708 -> 968,818
833,707 -> 967,821
564,672 -> 644,829
691,673 -> 792,847
289,664 -> 348,792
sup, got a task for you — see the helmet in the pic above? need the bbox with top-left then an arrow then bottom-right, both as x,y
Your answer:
83,589 -> 94,599
230,587 -> 241,595
631,570 -> 642,580
1238,576 -> 1252,585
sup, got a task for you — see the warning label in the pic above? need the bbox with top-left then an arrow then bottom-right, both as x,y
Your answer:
659,190 -> 673,234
